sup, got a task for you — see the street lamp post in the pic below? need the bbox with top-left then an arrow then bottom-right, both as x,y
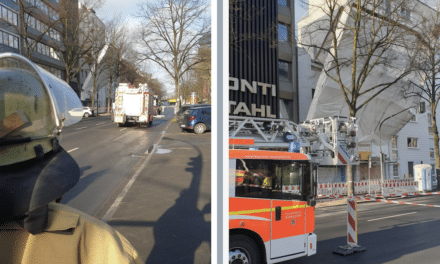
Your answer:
378,106 -> 416,194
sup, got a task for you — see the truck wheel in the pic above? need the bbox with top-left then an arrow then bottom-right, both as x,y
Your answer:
117,123 -> 124,127
194,123 -> 206,134
230,235 -> 261,264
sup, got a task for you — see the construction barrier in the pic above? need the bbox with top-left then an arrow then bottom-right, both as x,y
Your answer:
318,179 -> 420,198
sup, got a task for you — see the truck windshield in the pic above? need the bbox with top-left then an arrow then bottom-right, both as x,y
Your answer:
235,159 -> 312,201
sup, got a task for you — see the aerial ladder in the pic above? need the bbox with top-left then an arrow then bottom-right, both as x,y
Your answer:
229,115 -> 360,166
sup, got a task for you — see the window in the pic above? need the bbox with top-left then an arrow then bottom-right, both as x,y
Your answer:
428,113 -> 432,127
430,148 -> 435,159
429,127 -> 433,134
278,60 -> 292,82
235,159 -> 310,200
407,137 -> 418,148
13,37 -> 18,49
393,164 -> 398,176
12,12 -> 17,26
0,6 -> 17,26
391,136 -> 398,149
1,8 -> 6,21
0,31 -> 19,49
278,23 -> 289,43
278,0 -> 288,7
409,114 -> 417,122
420,101 -> 425,113
392,150 -> 398,160
408,162 -> 414,178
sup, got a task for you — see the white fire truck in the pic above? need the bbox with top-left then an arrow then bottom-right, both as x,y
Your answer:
229,116 -> 359,264
113,83 -> 154,127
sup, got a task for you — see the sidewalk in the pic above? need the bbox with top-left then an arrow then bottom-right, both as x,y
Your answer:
106,120 -> 211,264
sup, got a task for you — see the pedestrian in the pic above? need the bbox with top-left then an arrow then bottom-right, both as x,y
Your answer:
0,54 -> 142,264
158,105 -> 162,115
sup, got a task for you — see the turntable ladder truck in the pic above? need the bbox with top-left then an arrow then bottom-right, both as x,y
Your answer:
228,115 -> 359,264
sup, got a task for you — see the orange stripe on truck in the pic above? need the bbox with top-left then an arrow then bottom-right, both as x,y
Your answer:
229,138 -> 255,145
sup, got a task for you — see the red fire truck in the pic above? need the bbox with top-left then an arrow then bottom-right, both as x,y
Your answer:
228,116 -> 358,264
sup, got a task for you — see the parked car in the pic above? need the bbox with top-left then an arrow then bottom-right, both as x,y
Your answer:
179,106 -> 211,134
83,107 -> 93,117
176,104 -> 210,122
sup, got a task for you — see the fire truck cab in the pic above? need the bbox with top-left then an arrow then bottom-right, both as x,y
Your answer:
229,148 -> 318,264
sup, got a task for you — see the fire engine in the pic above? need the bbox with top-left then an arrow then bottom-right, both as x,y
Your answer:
229,116 -> 359,264
113,83 -> 154,127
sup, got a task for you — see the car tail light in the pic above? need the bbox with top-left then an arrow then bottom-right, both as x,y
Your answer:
189,116 -> 195,121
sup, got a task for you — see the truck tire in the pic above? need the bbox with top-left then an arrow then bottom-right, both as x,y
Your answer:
230,235 -> 262,264
194,123 -> 206,134
117,123 -> 124,127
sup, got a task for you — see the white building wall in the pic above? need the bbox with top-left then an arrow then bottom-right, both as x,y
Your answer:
297,48 -> 314,122
389,106 -> 435,179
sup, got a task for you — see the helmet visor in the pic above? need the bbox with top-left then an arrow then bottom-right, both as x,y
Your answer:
0,53 -> 82,129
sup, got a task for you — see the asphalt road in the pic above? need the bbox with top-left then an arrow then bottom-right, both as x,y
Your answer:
286,195 -> 440,264
59,108 -> 173,217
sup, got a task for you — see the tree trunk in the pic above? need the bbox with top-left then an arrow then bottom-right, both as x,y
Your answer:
107,74 -> 113,113
175,77 -> 180,108
432,106 -> 440,186
347,112 -> 358,198
92,74 -> 96,115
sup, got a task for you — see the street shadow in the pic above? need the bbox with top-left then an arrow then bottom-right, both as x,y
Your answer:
287,218 -> 440,264
108,139 -> 211,264
61,168 -> 108,204
145,144 -> 211,264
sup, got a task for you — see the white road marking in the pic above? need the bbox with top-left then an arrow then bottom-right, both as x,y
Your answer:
120,128 -> 127,131
96,122 -> 105,126
67,147 -> 79,153
76,126 -> 87,130
102,121 -> 171,223
367,212 -> 417,222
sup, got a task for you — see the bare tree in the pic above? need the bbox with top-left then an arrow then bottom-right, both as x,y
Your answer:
298,0 -> 419,197
405,4 -> 440,178
102,18 -> 132,112
137,0 -> 210,107
15,0 -> 61,58
53,0 -> 106,85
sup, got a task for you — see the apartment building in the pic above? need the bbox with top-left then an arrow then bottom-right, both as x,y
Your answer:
0,0 -> 76,91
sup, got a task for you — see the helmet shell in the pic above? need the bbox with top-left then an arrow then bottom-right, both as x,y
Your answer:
0,53 -> 82,166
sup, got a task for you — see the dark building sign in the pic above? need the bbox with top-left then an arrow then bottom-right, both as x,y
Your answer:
229,0 -> 279,118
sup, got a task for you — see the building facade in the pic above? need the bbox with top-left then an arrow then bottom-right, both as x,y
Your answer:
0,0 -> 77,92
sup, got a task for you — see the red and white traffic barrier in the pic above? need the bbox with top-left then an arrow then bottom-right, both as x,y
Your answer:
334,197 -> 366,255
347,198 -> 358,245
